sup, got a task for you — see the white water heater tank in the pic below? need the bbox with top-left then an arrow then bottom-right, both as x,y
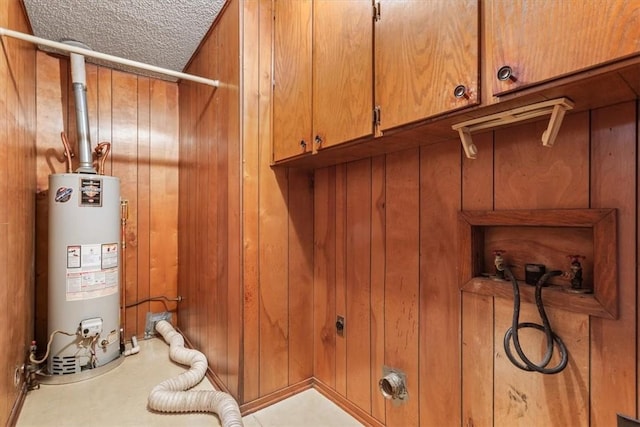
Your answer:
48,173 -> 121,376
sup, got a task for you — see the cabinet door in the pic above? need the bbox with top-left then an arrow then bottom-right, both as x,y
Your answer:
313,0 -> 373,151
375,0 -> 479,132
491,0 -> 640,95
273,0 -> 313,162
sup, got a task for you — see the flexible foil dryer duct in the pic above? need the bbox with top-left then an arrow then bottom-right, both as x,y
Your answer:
150,321 -> 243,427
66,41 -> 96,174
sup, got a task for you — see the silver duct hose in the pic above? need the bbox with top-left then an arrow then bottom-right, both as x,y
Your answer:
149,320 -> 243,427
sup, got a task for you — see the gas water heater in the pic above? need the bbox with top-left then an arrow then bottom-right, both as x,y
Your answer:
44,46 -> 122,380
48,174 -> 121,376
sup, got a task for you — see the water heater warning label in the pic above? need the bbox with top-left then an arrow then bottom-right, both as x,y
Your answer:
80,178 -> 102,206
102,243 -> 118,269
65,243 -> 118,301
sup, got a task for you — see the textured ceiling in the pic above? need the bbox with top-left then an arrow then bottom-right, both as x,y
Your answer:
22,0 -> 226,80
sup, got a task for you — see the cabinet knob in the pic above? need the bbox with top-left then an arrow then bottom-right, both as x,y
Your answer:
497,65 -> 517,82
300,140 -> 307,150
314,135 -> 323,146
453,85 -> 469,99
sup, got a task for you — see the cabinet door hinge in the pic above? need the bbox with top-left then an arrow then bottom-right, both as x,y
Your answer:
373,2 -> 381,22
373,105 -> 382,136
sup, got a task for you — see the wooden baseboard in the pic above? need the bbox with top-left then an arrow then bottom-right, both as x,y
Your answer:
7,383 -> 28,427
239,378 -> 314,415
313,379 -> 385,427
238,378 -> 385,427
171,329 -> 384,425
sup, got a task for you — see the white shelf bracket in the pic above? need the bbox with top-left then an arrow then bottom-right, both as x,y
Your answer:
457,127 -> 477,159
452,97 -> 575,159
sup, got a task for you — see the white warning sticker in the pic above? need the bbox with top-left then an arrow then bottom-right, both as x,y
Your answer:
65,243 -> 119,301
67,246 -> 81,268
102,243 -> 118,269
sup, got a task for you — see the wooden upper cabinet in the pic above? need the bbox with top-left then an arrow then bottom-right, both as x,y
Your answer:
375,0 -> 479,132
313,0 -> 373,151
273,0 -> 313,162
491,0 -> 640,96
273,0 -> 372,161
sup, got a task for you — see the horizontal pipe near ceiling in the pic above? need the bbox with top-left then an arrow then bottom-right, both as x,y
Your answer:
0,26 -> 220,87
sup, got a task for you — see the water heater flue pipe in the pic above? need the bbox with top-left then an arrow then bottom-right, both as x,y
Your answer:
149,320 -> 243,427
65,40 -> 96,174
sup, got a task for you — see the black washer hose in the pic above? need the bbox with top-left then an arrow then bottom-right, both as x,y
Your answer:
503,266 -> 568,374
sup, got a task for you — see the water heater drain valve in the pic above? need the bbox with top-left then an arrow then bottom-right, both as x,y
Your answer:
80,317 -> 103,338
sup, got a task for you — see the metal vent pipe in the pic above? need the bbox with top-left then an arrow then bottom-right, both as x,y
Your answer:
66,41 -> 96,174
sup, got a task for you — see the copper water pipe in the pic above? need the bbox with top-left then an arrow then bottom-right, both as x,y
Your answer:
120,200 -> 129,343
60,132 -> 74,173
94,142 -> 111,175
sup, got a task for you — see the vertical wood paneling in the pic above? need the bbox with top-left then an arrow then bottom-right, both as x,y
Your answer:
204,36 -> 217,377
419,140 -> 462,426
590,102 -> 636,426
35,53 -> 67,185
0,0 -> 36,422
345,159 -> 372,412
34,52 -> 64,350
216,3 -> 241,390
85,64 -> 98,163
241,0 -> 261,403
493,114 -> 590,426
193,42 -> 209,368
461,132 -> 494,427
288,168 -> 314,384
370,156 -> 386,423
494,303 -> 590,426
384,149 -> 420,426
149,79 -> 179,320
111,71 -> 140,340
177,78 -> 193,337
637,99 -> 640,420
309,104 -> 639,427
135,77 -> 150,338
335,164 -> 347,396
221,0 -> 241,394
97,67 -> 113,175
185,74 -> 197,341
0,24 -> 7,228
0,224 -> 8,419
0,4 -> 7,416
1,15 -> 11,415
178,0 -> 248,401
314,167 -> 337,387
257,123 -> 289,395
178,0 -> 316,405
494,114 -> 590,210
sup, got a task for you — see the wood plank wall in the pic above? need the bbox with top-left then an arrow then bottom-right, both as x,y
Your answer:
0,0 -> 36,423
178,0 -> 243,399
177,0 -> 315,405
313,102 -> 638,426
34,52 -> 179,348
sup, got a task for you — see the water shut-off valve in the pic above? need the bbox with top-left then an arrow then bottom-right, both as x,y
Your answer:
493,249 -> 506,280
566,254 -> 588,293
